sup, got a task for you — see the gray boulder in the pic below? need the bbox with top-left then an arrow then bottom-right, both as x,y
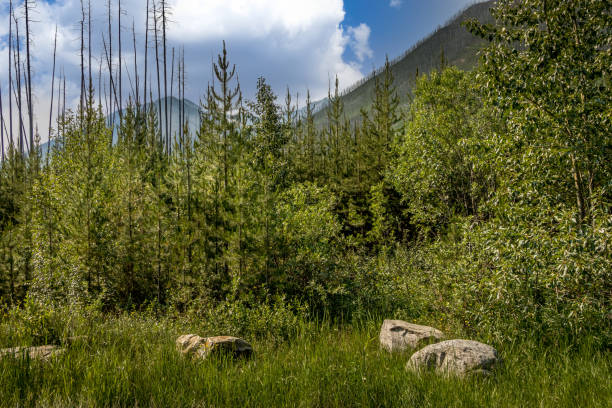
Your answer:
379,320 -> 444,352
0,345 -> 65,361
407,339 -> 500,376
176,334 -> 209,357
176,334 -> 253,360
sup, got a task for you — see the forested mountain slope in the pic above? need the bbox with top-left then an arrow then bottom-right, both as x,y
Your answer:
313,0 -> 495,125
40,97 -> 201,155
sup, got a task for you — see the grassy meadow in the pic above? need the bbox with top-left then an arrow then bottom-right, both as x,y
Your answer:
0,314 -> 610,407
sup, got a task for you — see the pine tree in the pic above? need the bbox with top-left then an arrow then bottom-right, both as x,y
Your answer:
211,41 -> 241,192
251,77 -> 285,288
363,56 -> 401,184
324,77 -> 345,184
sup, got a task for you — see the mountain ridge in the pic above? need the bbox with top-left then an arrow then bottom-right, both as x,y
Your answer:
313,0 -> 495,125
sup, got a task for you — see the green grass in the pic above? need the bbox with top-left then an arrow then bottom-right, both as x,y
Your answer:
0,315 -> 610,407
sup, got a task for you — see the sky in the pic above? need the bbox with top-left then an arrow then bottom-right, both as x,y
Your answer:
0,0 -> 478,143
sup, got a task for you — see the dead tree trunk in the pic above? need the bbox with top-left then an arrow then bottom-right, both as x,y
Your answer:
8,0 -> 13,151
144,0 -> 149,116
169,47 -> 174,146
80,1 -> 86,114
88,0 -> 93,100
14,16 -> 25,154
133,21 -> 140,110
153,0 -> 163,148
24,0 -> 34,152
1,81 -> 4,161
118,0 -> 123,116
47,26 -> 58,159
161,0 -> 169,154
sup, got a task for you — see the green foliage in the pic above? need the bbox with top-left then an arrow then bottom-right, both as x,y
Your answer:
389,67 -> 497,237
466,0 -> 611,226
1,8 -> 610,349
4,297 -> 67,346
461,0 -> 611,342
190,296 -> 308,343
455,212 -> 612,344
272,182 -> 341,308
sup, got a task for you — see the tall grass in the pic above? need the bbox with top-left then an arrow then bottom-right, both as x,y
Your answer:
0,313 -> 610,407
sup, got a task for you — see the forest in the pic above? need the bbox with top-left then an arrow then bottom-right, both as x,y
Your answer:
0,0 -> 610,406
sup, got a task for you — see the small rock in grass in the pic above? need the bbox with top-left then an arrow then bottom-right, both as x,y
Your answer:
0,345 -> 65,362
176,335 -> 253,360
406,339 -> 500,376
379,320 -> 444,352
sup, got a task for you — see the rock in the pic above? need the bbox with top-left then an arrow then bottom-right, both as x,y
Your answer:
176,334 -> 209,357
0,345 -> 65,361
176,335 -> 253,360
407,339 -> 500,376
379,320 -> 444,352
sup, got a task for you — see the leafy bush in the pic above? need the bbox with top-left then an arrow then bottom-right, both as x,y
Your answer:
186,296 -> 308,343
2,297 -> 70,346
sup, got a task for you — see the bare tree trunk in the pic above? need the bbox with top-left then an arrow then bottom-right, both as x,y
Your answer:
47,26 -> 58,160
178,50 -> 182,151
24,0 -> 34,152
58,67 -> 63,142
182,48 -> 185,144
14,17 -> 25,154
62,72 -> 66,144
162,0 -> 169,155
98,57 -> 103,109
107,0 -> 114,134
1,81 -> 4,161
133,21 -> 140,110
153,0 -> 163,148
178,49 -> 182,144
80,1 -> 86,114
144,0 -> 149,115
118,0 -> 123,116
88,0 -> 93,100
103,37 -> 120,120
8,1 -> 13,150
169,47 -> 174,147
184,51 -> 192,266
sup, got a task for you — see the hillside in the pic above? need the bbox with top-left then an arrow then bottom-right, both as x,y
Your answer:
40,97 -> 201,155
314,0 -> 495,125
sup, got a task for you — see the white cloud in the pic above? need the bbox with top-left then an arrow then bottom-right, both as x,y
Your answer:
347,23 -> 373,62
170,0 -> 344,40
0,0 -> 370,143
390,0 -> 403,8
168,0 -> 366,98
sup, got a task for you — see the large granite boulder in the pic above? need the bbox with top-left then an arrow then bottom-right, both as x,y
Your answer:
379,320 -> 444,352
407,339 -> 500,376
176,334 -> 253,360
0,345 -> 65,361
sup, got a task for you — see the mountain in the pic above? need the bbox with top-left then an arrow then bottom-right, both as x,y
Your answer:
108,96 -> 202,141
40,96 -> 202,155
313,0 -> 495,125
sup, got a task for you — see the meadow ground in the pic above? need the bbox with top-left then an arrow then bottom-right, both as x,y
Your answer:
0,314 -> 610,407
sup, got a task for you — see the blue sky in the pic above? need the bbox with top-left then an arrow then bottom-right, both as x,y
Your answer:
0,0 -> 482,142
343,0 -> 476,68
